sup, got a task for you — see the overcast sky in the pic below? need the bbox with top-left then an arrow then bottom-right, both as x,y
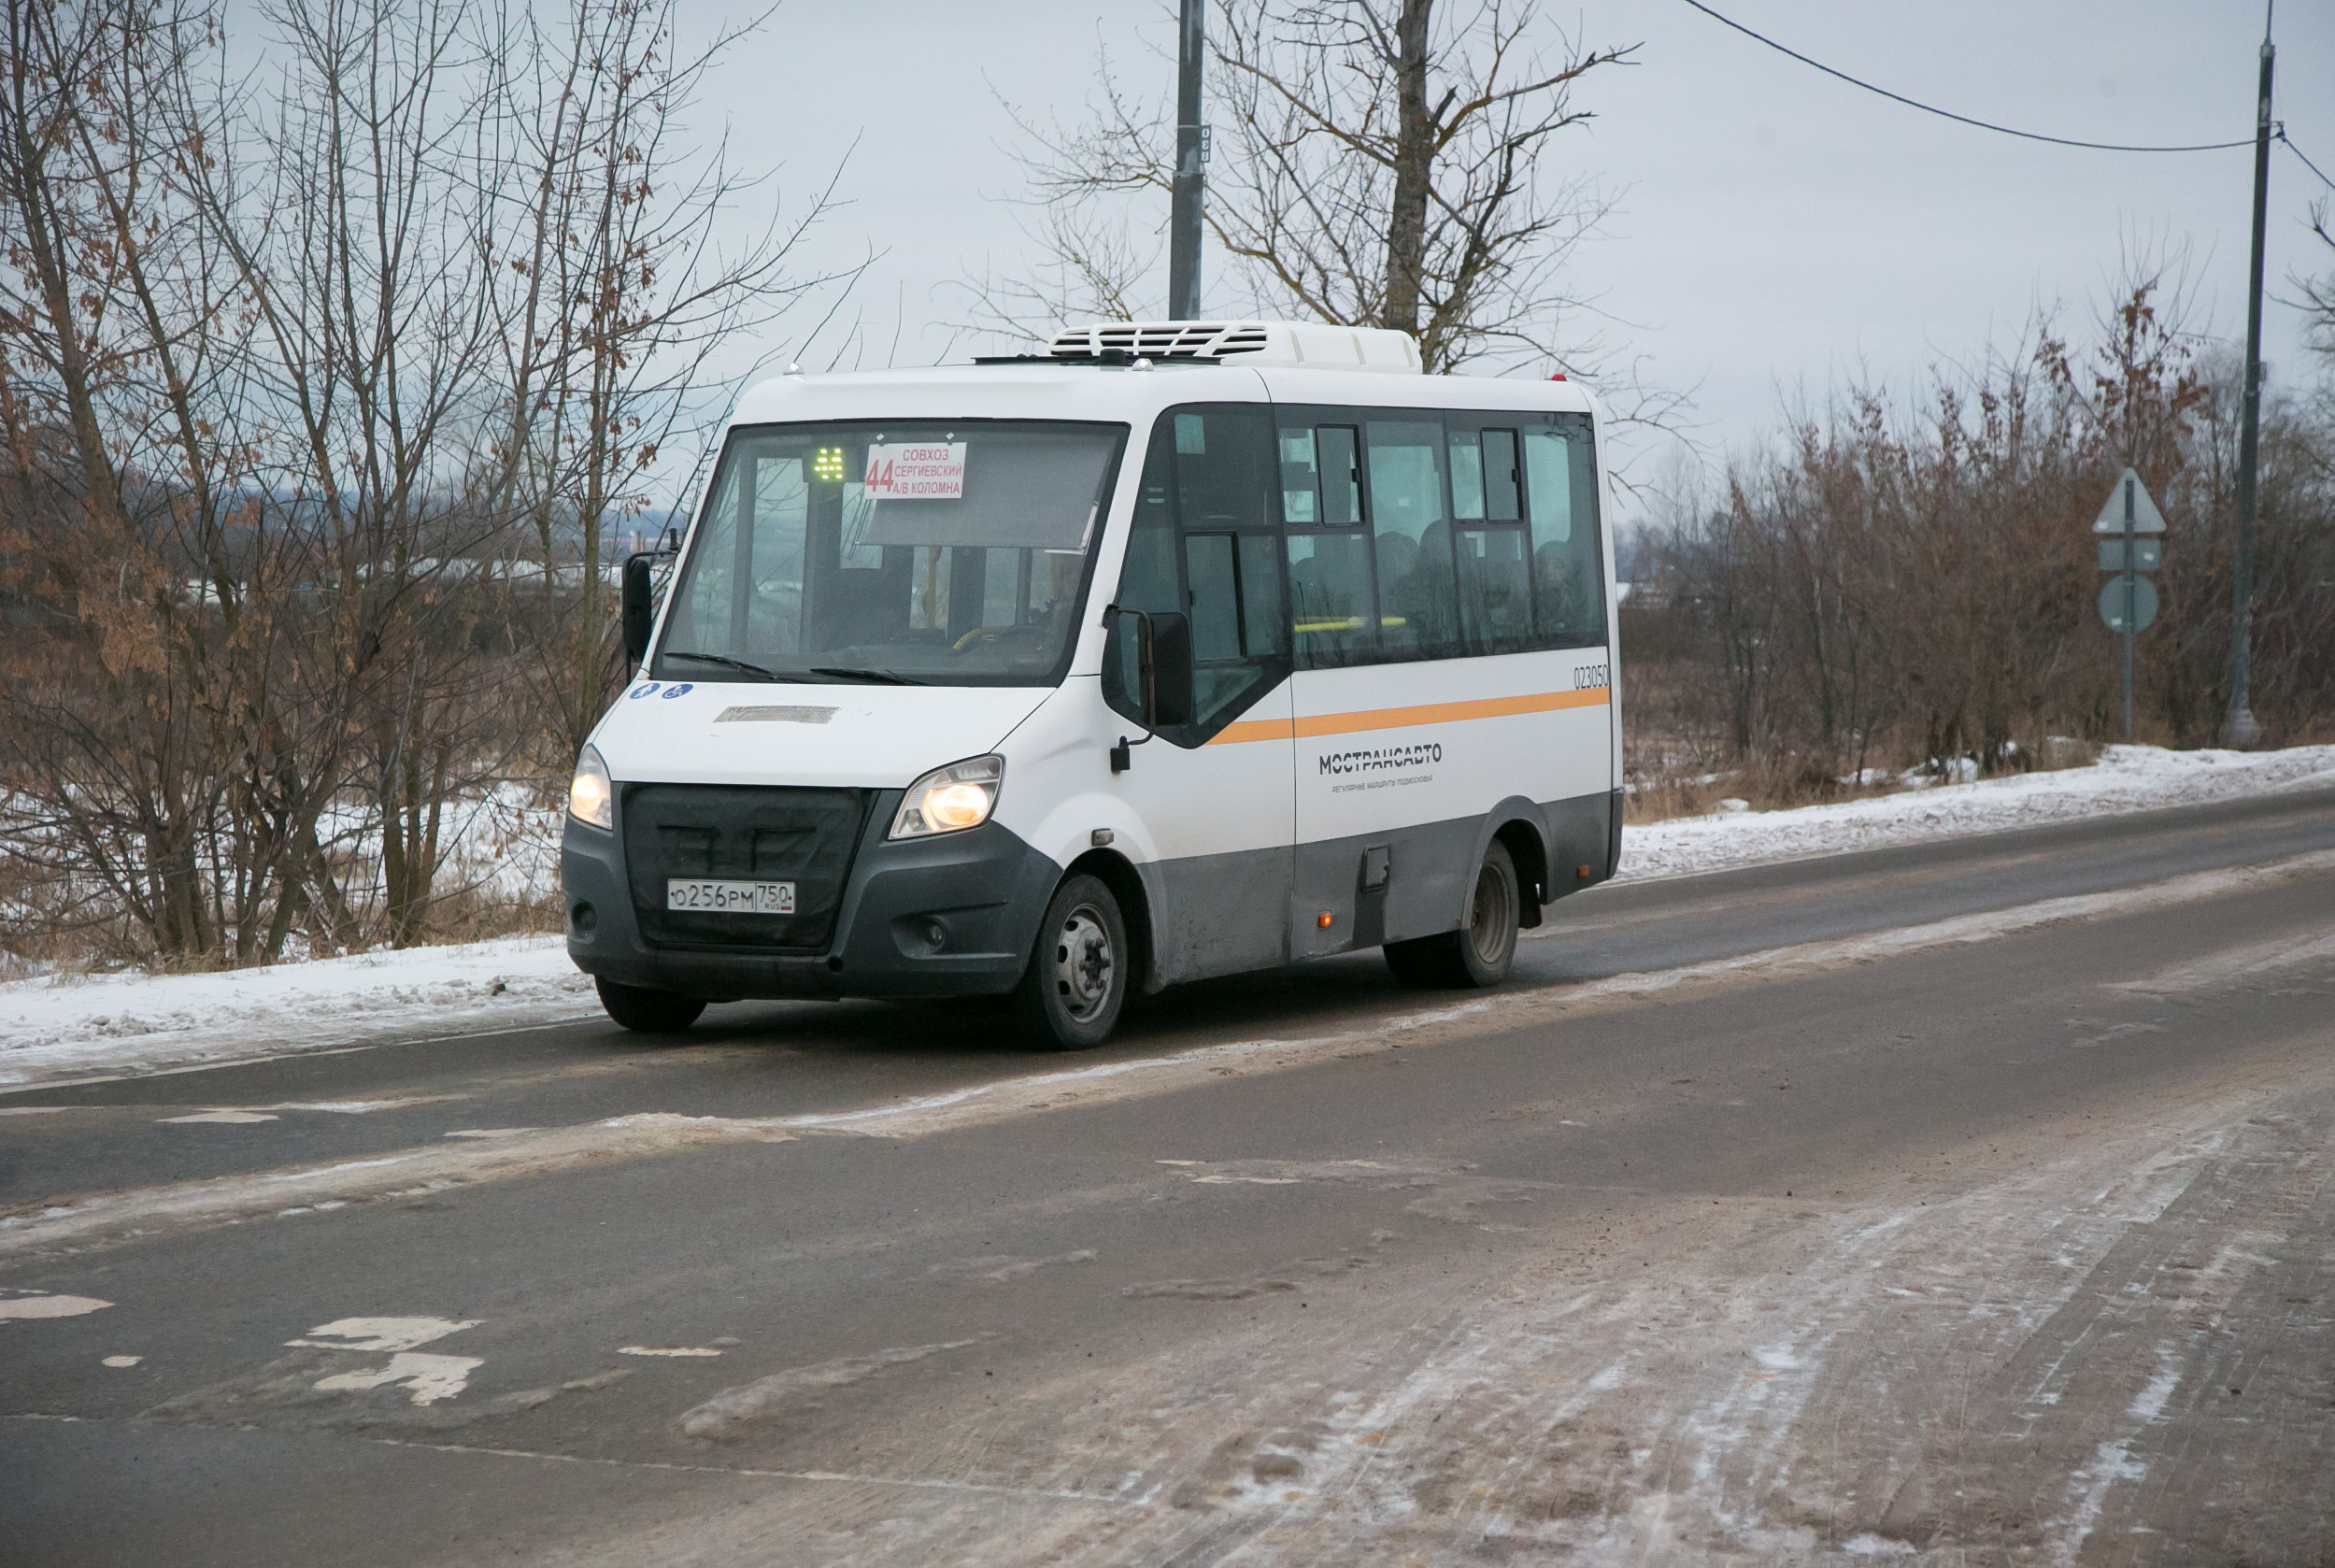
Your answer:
695,1 -> 2334,512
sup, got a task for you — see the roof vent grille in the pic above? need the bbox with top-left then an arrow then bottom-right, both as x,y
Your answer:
1046,320 -> 1420,373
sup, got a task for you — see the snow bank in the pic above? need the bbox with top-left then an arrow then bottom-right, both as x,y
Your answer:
1618,742 -> 2335,882
0,935 -> 593,1086
3,743 -> 2330,1088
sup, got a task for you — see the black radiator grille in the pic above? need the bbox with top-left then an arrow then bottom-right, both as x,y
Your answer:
622,783 -> 873,950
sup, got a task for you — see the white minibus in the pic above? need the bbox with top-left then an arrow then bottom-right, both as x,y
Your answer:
562,321 -> 1621,1048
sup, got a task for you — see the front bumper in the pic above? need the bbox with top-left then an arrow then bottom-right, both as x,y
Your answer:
562,792 -> 1061,1001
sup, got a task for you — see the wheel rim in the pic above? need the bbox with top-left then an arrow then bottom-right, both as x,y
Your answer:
1051,904 -> 1116,1023
1467,862 -> 1514,965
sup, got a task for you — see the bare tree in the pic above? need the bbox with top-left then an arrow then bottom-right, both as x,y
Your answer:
177,0 -> 521,947
0,0 -> 302,963
477,0 -> 861,763
2,0 -> 855,967
2301,197 -> 2335,363
1636,270 -> 2335,803
967,0 -> 1636,378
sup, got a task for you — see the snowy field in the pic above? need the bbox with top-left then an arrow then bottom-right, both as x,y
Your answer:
3,742 -> 2330,1088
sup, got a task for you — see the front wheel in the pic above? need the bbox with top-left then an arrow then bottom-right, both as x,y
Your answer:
595,976 -> 706,1033
1384,839 -> 1520,990
1011,874 -> 1129,1050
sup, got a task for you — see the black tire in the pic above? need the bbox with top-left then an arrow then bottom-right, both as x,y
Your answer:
1381,935 -> 1452,988
1011,874 -> 1129,1049
1382,839 -> 1520,990
595,976 -> 706,1033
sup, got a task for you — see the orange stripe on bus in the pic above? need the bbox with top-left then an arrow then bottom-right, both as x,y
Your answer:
1207,687 -> 1611,745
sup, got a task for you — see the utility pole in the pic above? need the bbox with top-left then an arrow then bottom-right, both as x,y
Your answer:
1168,0 -> 1205,321
2222,4 -> 2273,748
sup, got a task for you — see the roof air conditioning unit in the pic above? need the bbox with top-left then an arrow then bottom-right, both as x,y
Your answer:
1046,320 -> 1422,374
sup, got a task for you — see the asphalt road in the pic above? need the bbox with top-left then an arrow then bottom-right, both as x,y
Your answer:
4,786 -> 2333,1565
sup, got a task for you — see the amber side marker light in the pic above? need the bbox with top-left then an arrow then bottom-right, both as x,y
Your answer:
1577,863 -> 1592,880
1317,912 -> 1333,928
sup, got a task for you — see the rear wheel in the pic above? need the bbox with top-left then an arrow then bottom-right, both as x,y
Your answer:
1383,839 -> 1520,989
595,977 -> 706,1033
1011,874 -> 1128,1049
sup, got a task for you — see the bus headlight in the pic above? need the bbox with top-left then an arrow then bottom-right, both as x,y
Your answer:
890,754 -> 1004,839
568,745 -> 614,830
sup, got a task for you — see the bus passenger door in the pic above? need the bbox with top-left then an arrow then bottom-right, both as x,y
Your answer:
1103,405 -> 1295,987
1280,412 -> 1478,958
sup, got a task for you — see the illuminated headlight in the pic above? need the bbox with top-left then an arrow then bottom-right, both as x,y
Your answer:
890,754 -> 1004,839
568,744 -> 614,830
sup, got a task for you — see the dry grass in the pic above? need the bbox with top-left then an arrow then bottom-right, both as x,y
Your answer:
1619,676 -> 2114,828
414,884 -> 563,948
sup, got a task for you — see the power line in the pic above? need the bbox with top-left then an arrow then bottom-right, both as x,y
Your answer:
1677,0 -> 2254,154
2284,132 -> 2335,192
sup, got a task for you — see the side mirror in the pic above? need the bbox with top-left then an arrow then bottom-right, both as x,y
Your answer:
1144,611 -> 1195,728
1103,607 -> 1198,770
621,553 -> 656,666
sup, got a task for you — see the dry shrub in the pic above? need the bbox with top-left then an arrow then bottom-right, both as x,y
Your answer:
1628,275 -> 2335,794
0,0 -> 838,973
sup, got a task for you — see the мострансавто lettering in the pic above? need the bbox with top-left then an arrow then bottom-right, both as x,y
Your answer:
1318,742 -> 1443,776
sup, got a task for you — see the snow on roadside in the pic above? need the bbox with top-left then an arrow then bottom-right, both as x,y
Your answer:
1617,742 -> 2335,882
0,935 -> 595,1087
2,743 -> 2330,1089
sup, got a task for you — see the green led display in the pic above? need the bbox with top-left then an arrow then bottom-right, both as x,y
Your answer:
812,447 -> 847,482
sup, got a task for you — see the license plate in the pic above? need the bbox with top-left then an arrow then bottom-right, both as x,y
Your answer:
665,878 -> 795,914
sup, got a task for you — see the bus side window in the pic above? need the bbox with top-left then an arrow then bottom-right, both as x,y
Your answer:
1522,422 -> 1607,649
1450,430 -> 1485,520
1452,425 -> 1532,655
1280,421 -> 1374,667
1482,429 -> 1521,520
1365,420 -> 1460,661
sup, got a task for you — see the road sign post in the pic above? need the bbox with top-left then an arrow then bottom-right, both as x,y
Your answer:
2092,467 -> 2165,741
2123,475 -> 2134,741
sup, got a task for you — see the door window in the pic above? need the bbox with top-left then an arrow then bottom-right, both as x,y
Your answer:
1279,421 -> 1375,667
1104,405 -> 1288,740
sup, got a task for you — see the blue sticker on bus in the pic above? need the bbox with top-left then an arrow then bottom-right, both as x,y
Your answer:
662,682 -> 693,699
627,681 -> 660,699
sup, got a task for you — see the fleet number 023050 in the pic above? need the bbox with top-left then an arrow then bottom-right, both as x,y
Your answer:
666,878 -> 795,914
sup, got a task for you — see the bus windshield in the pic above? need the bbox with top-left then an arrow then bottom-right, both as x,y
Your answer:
655,420 -> 1126,686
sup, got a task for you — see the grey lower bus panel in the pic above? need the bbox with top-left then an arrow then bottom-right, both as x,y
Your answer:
561,785 -> 1617,1004
1288,788 -> 1616,962
1139,845 -> 1296,989
1140,788 -> 1619,980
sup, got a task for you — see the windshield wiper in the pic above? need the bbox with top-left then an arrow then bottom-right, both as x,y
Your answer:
807,665 -> 927,686
662,650 -> 779,680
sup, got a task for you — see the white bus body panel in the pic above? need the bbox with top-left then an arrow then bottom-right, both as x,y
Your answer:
1283,651 -> 1612,957
989,674 -> 1296,982
590,681 -> 1050,791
